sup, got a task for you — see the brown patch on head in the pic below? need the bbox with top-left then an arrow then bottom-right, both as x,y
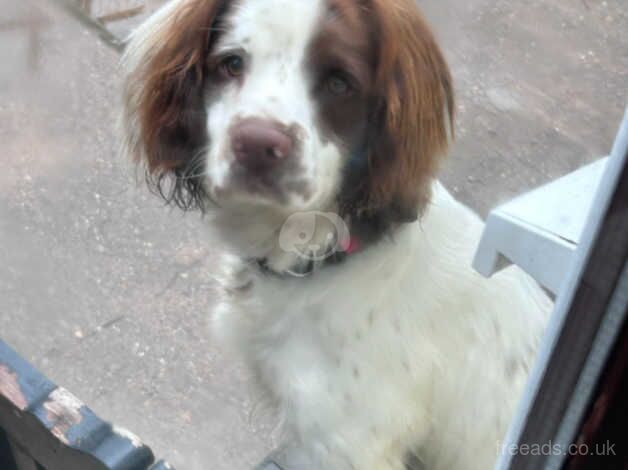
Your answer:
123,0 -> 231,210
307,0 -> 374,147
309,0 -> 454,228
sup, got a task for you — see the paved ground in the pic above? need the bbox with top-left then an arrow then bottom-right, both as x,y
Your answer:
0,0 -> 626,468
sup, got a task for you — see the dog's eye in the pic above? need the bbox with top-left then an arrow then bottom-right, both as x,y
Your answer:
220,55 -> 245,78
325,73 -> 353,96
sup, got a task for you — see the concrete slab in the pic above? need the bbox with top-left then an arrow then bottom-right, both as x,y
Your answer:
0,0 -> 626,469
421,0 -> 627,213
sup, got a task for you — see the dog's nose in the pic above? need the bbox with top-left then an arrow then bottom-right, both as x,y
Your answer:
231,119 -> 294,173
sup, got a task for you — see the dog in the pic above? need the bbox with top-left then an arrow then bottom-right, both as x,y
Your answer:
120,0 -> 552,468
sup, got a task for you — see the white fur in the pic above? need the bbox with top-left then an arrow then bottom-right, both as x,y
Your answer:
212,183 -> 551,469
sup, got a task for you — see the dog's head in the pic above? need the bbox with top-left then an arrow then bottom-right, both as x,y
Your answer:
122,0 -> 453,233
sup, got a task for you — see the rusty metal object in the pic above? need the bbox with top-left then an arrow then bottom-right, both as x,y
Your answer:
0,340 -> 174,470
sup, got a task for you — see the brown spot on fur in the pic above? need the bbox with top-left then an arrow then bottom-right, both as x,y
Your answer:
229,279 -> 254,295
506,357 -> 529,379
392,316 -> 401,333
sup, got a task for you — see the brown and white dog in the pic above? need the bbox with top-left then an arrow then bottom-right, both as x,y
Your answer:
121,1 -> 552,468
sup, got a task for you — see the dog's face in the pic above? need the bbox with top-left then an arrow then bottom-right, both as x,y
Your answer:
123,0 -> 453,228
205,0 -> 373,212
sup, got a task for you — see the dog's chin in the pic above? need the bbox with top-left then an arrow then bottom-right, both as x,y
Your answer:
206,182 -> 340,263
209,180 -> 330,217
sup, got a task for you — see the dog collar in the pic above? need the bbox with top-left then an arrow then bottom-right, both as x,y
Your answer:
254,235 -> 362,279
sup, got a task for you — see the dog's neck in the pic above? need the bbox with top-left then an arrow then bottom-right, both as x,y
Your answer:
207,207 -> 372,278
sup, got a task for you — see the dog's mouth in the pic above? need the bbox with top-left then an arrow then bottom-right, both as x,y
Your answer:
208,161 -> 315,210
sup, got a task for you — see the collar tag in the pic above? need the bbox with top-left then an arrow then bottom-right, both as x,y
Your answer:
255,235 -> 362,280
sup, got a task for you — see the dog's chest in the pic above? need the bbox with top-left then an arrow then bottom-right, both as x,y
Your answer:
242,270 -> 437,436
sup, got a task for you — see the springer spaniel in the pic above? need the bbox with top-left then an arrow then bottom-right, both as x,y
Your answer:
121,0 -> 552,468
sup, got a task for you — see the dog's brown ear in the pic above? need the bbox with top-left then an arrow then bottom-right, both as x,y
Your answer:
121,0 -> 228,209
359,0 -> 454,222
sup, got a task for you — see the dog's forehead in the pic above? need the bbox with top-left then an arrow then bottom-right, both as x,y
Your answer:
217,0 -> 326,58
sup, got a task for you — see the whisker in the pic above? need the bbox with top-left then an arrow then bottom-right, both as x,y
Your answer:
178,171 -> 207,181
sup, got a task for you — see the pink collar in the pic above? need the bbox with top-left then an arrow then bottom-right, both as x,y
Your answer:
341,236 -> 362,255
